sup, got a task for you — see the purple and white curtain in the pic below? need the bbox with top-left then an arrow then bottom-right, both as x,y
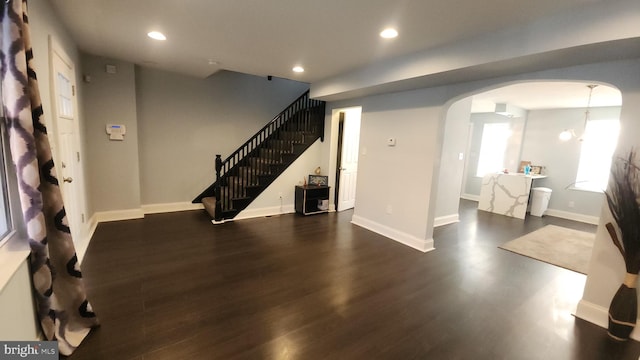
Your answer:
0,0 -> 98,355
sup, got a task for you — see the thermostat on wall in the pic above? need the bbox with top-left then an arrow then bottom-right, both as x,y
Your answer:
106,124 -> 126,141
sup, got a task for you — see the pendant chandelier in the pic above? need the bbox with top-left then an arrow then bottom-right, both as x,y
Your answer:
559,84 -> 598,142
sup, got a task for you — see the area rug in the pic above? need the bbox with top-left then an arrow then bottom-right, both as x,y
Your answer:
499,225 -> 596,274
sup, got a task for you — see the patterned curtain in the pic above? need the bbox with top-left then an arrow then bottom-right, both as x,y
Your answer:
0,0 -> 98,355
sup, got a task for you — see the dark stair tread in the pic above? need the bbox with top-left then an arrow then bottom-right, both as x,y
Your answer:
202,196 -> 217,218
194,93 -> 326,220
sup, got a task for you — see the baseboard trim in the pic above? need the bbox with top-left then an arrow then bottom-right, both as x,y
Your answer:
77,214 -> 100,265
94,208 -> 145,223
575,299 -> 608,329
460,193 -> 479,202
434,214 -> 459,227
234,205 -> 295,221
351,215 -> 435,253
88,213 -> 99,240
545,209 -> 599,225
575,299 -> 640,341
142,202 -> 204,214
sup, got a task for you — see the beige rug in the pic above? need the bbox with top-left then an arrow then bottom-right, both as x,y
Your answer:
499,225 -> 596,274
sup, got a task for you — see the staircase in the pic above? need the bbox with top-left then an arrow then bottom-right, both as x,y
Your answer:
193,90 -> 326,221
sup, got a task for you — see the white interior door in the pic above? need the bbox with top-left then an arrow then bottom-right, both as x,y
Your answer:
337,108 -> 361,211
51,43 -> 82,244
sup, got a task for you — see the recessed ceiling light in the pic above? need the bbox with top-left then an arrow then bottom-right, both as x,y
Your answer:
380,28 -> 398,39
147,31 -> 166,41
292,66 -> 304,73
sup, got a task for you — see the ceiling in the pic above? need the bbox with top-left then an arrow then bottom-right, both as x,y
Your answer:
49,0 -> 601,84
470,82 -> 622,113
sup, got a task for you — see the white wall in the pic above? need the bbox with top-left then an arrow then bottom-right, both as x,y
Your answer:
434,97 -> 471,224
0,260 -> 37,340
134,68 -> 309,206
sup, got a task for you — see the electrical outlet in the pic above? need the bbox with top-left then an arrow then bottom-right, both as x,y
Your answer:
386,204 -> 393,214
568,201 -> 575,208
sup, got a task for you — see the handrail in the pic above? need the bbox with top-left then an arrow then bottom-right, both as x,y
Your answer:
220,90 -> 312,165
211,90 -> 325,217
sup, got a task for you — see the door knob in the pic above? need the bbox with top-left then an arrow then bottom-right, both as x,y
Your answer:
63,177 -> 73,183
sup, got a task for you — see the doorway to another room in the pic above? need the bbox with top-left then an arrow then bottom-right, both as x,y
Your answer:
334,107 -> 361,212
50,39 -> 86,250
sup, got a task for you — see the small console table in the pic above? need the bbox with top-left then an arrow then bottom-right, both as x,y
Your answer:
295,185 -> 330,215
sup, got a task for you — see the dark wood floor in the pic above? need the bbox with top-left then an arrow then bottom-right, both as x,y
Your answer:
69,200 -> 640,359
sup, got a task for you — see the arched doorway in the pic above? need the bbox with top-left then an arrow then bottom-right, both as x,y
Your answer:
435,81 -> 622,226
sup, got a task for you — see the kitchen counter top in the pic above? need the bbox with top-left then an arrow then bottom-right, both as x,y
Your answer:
477,173 -> 546,219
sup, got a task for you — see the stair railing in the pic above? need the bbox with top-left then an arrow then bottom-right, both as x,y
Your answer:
214,154 -> 222,222
211,90 -> 325,217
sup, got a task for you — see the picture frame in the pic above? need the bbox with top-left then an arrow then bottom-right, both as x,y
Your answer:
308,175 -> 328,186
530,166 -> 542,175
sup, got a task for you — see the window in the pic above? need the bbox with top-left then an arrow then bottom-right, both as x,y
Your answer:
0,88 -> 14,248
574,119 -> 620,192
0,132 -> 11,243
476,122 -> 511,176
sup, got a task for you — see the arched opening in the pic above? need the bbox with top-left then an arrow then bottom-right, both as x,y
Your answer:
435,80 -> 622,226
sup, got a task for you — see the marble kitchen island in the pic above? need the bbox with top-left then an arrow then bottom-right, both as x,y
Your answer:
478,173 -> 547,219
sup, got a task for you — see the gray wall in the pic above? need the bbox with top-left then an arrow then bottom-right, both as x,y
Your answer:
460,106 -> 620,219
435,97 -> 472,219
463,113 -> 526,196
347,89 -> 449,250
520,106 -> 621,217
135,68 -> 309,204
82,55 -> 142,213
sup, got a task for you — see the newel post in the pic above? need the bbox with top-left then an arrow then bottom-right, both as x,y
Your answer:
214,154 -> 222,222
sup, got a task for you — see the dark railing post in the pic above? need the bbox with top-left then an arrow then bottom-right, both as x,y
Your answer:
319,102 -> 326,142
193,90 -> 329,218
214,154 -> 223,222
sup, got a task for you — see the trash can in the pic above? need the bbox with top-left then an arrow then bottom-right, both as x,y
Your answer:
530,187 -> 552,217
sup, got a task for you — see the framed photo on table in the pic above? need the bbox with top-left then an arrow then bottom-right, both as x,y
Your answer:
308,175 -> 328,186
530,166 -> 542,175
